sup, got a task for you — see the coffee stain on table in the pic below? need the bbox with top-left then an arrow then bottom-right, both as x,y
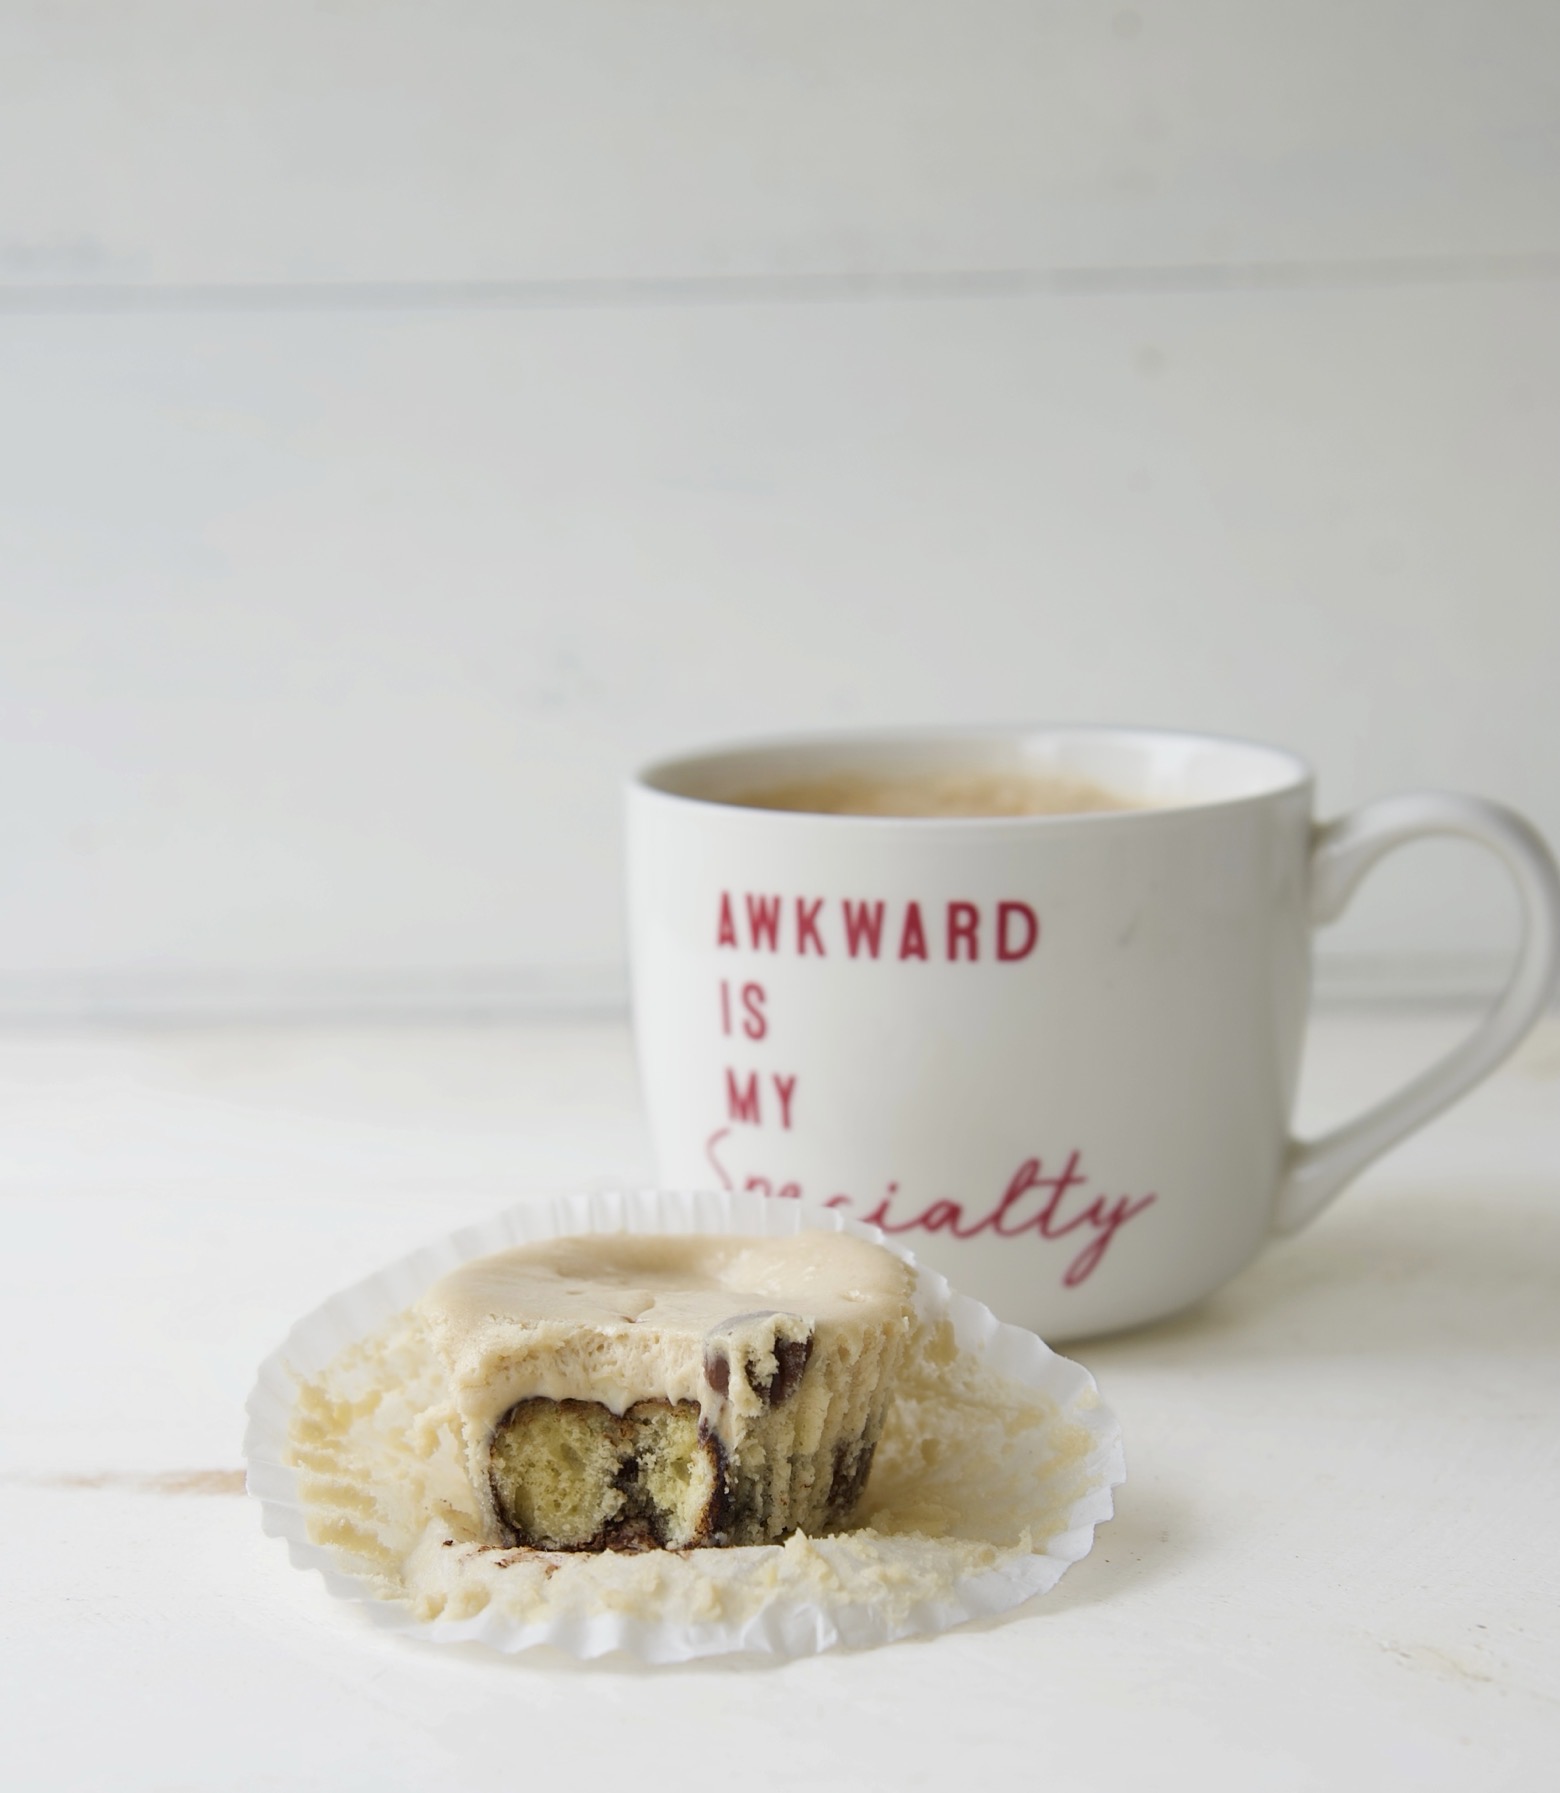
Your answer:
8,1469 -> 247,1496
1382,1641 -> 1496,1687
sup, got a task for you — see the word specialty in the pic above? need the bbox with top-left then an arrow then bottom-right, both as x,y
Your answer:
705,1135 -> 1156,1289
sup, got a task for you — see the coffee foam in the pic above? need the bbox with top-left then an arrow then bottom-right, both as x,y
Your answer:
728,768 -> 1138,819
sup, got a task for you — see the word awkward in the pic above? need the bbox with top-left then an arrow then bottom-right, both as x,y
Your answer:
715,891 -> 1039,963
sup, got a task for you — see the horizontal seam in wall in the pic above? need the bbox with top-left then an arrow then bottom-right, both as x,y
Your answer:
0,955 -> 1538,1027
3,251 -> 1560,316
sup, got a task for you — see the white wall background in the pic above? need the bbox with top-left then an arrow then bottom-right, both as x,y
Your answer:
1,2 -> 1557,1018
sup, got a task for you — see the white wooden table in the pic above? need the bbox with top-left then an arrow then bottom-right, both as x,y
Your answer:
3,1008 -> 1557,1790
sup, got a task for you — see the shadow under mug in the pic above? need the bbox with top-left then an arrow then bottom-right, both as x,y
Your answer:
626,727 -> 1560,1339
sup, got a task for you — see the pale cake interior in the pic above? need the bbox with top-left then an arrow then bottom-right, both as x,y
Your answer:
490,1399 -> 717,1551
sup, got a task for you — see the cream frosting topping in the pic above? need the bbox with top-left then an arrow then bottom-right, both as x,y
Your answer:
417,1231 -> 915,1451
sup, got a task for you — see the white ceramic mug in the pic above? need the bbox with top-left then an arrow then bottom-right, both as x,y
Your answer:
626,727 -> 1560,1339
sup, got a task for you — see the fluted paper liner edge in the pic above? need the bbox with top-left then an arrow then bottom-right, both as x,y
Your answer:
243,1188 -> 1126,1661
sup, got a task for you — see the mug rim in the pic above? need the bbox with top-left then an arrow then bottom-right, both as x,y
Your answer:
632,723 -> 1313,825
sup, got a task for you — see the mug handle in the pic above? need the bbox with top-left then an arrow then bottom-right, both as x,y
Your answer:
1274,792 -> 1560,1235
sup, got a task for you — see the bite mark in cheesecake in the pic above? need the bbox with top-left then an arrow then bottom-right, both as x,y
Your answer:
417,1232 -> 914,1551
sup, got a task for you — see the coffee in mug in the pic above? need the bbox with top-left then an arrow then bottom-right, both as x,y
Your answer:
728,768 -> 1140,819
626,727 -> 1560,1338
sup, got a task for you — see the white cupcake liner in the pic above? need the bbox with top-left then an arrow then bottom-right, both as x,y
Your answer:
244,1188 -> 1125,1661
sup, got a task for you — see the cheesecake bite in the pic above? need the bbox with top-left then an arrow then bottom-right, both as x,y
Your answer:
417,1231 -> 915,1551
